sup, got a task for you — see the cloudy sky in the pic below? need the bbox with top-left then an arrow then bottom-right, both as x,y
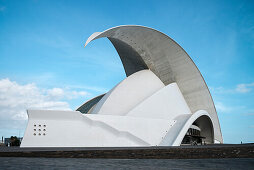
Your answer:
0,0 -> 253,143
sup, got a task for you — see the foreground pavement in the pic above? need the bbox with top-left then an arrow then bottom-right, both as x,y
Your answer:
0,144 -> 253,159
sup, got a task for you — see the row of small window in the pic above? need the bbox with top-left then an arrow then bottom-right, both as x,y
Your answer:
34,129 -> 46,131
34,124 -> 46,127
186,128 -> 201,136
33,133 -> 46,136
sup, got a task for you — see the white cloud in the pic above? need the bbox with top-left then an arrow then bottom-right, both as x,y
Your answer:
47,88 -> 65,99
210,82 -> 254,94
209,86 -> 233,94
215,102 -> 232,113
47,87 -> 88,100
69,90 -> 87,99
235,83 -> 254,93
0,78 -> 89,122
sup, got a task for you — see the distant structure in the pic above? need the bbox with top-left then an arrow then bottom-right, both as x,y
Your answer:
0,136 -> 4,146
21,25 -> 223,147
4,137 -> 22,146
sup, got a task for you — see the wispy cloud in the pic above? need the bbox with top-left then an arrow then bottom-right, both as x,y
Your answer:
215,102 -> 233,113
214,101 -> 247,114
35,35 -> 73,49
210,82 -> 254,94
235,83 -> 254,93
209,86 -> 234,94
47,87 -> 88,100
67,84 -> 109,94
243,112 -> 254,116
0,6 -> 6,12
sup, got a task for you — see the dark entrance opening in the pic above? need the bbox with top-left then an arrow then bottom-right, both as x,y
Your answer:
181,125 -> 205,145
181,115 -> 214,145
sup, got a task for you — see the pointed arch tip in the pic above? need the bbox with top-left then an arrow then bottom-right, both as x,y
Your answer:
84,25 -> 156,48
84,32 -> 102,47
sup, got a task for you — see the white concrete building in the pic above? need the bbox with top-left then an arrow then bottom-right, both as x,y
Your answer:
21,25 -> 223,147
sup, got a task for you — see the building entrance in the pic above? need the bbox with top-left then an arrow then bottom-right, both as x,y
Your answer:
181,125 -> 205,145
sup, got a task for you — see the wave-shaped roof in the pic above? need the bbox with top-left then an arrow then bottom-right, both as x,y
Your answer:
85,25 -> 222,143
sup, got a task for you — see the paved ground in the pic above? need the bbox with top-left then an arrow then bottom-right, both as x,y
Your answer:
0,143 -> 253,152
1,157 -> 254,169
0,144 -> 253,159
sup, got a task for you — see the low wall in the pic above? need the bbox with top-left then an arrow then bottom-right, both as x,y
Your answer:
0,144 -> 253,159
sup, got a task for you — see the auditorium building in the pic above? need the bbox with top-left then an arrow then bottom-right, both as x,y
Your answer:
21,25 -> 223,147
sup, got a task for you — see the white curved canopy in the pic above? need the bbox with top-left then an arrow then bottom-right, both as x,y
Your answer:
90,70 -> 164,115
85,25 -> 223,143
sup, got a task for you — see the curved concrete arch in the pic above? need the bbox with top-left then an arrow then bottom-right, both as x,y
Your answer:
172,110 -> 214,146
160,110 -> 214,146
85,25 -> 223,143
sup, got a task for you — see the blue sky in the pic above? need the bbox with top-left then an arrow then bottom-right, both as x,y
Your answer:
0,0 -> 253,144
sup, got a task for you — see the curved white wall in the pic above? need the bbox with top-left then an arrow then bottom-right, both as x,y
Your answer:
127,82 -> 191,120
91,70 -> 164,115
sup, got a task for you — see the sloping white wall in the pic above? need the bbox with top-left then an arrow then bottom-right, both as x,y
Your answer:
127,82 -> 191,120
91,70 -> 164,115
86,114 -> 175,146
21,110 -> 150,147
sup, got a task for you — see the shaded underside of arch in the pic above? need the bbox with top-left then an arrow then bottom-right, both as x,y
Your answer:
85,25 -> 223,143
77,94 -> 105,114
